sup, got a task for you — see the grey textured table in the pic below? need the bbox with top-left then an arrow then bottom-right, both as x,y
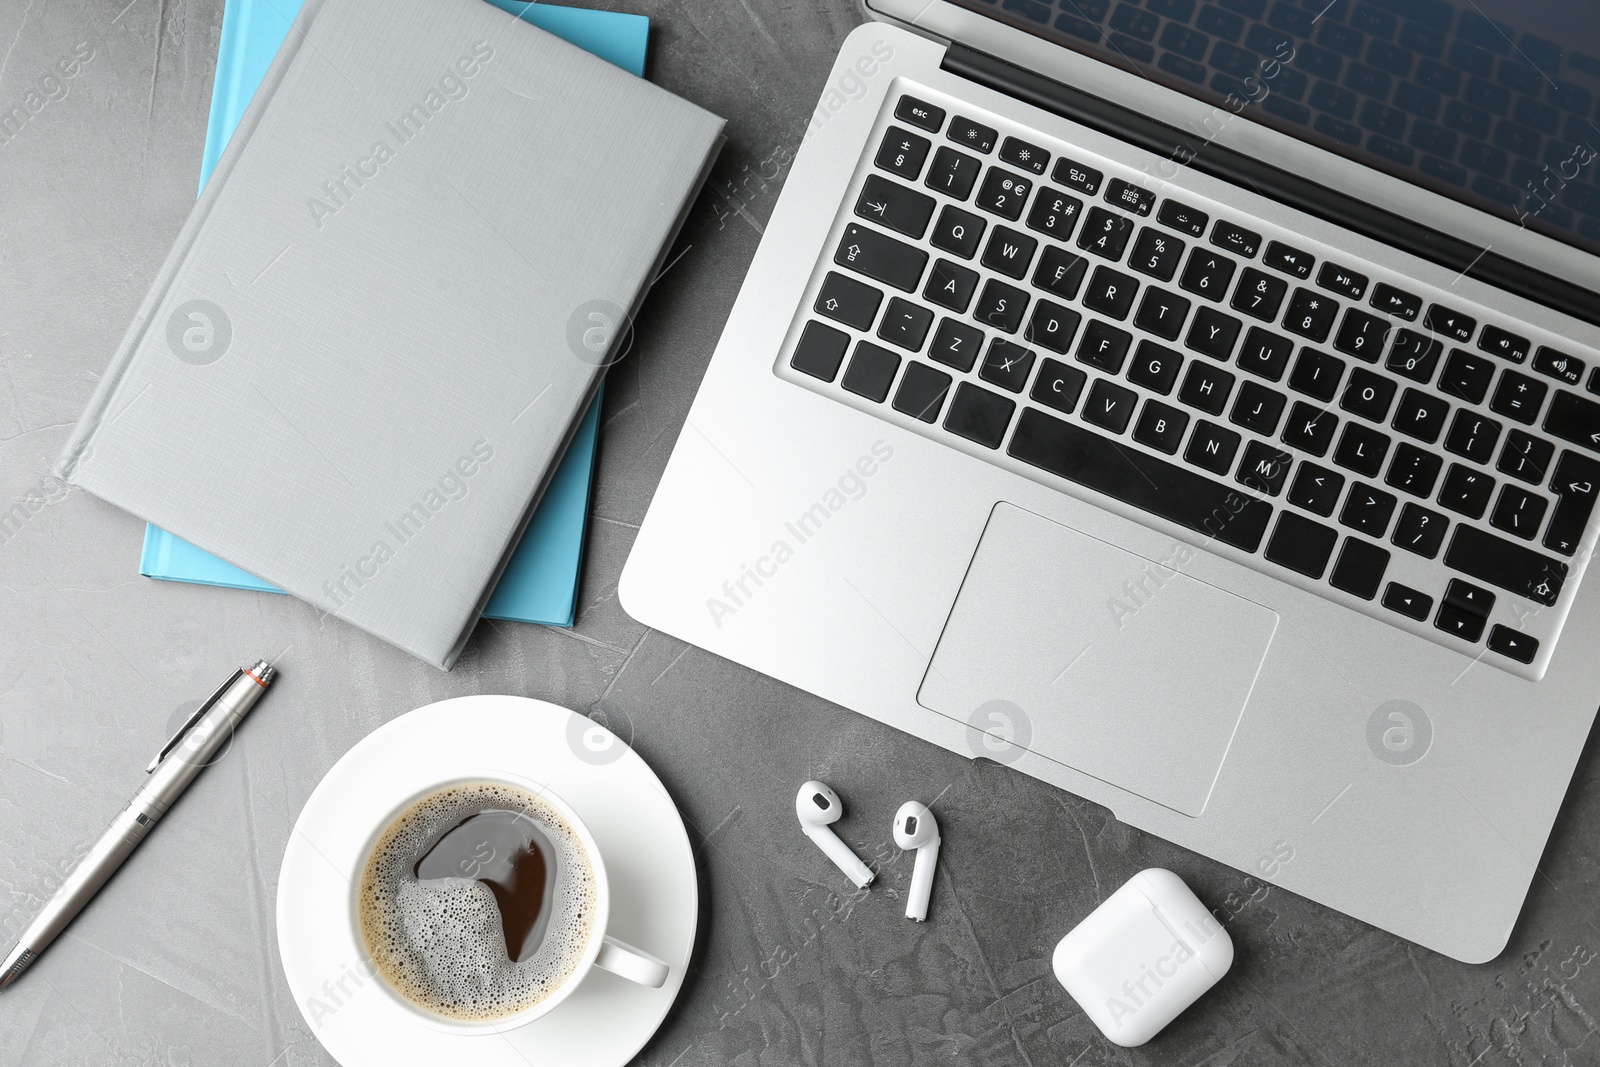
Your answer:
2,1 -> 1598,1064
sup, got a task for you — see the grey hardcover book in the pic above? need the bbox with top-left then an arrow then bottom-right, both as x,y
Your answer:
55,0 -> 724,668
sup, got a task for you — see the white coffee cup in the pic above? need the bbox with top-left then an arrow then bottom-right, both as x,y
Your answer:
352,769 -> 669,1035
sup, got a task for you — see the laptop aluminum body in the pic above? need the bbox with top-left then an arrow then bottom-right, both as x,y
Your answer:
622,0 -> 1600,961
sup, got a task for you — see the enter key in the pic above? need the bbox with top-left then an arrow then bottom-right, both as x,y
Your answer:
1545,449 -> 1600,557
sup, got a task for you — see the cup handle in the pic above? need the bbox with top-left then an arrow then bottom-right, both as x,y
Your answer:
594,935 -> 669,988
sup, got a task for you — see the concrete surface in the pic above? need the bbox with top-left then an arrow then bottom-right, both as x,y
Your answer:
1,1 -> 1598,1064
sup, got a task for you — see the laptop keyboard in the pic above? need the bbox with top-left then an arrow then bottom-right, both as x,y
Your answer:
780,90 -> 1600,678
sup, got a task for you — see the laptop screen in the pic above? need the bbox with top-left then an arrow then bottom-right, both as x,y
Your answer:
948,0 -> 1600,259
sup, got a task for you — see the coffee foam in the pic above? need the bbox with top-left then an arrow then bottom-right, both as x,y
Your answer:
357,782 -> 597,1021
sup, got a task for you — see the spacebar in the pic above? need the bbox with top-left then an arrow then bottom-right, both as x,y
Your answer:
1008,408 -> 1273,552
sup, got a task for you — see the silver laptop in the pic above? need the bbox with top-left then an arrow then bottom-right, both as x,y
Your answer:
621,0 -> 1600,962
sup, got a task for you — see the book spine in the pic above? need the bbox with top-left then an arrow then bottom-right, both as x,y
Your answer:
53,0 -> 330,486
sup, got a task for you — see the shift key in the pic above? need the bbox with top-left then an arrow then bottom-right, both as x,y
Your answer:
835,223 -> 928,292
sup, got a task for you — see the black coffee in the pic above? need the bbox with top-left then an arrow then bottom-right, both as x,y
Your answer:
358,782 -> 597,1021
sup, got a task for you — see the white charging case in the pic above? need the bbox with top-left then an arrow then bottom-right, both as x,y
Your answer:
1052,868 -> 1234,1047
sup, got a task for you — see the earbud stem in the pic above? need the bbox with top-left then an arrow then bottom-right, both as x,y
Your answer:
906,840 -> 938,921
805,825 -> 874,887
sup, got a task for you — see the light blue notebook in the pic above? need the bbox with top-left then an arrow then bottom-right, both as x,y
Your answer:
139,0 -> 649,627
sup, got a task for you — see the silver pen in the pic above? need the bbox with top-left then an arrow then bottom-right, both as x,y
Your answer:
0,660 -> 277,990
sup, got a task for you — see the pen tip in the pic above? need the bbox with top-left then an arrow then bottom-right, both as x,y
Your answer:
249,660 -> 276,686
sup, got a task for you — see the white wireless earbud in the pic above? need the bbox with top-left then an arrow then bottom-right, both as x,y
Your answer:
893,801 -> 940,921
795,781 -> 874,888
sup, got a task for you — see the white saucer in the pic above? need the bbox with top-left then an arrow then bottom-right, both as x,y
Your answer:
276,696 -> 697,1067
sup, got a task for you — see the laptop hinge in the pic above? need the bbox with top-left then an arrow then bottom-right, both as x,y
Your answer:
941,44 -> 1600,329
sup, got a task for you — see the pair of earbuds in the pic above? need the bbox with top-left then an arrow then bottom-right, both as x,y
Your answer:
794,781 -> 939,922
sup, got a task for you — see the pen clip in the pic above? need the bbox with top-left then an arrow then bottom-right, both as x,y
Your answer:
147,670 -> 244,773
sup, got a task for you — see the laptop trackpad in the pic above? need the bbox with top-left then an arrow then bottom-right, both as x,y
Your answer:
918,503 -> 1278,816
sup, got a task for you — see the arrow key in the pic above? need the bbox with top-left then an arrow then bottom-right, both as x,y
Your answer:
1544,449 -> 1600,556
1487,625 -> 1539,664
1382,582 -> 1433,621
1435,600 -> 1488,642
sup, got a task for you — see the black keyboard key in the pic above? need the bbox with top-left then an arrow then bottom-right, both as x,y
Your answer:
1290,459 -> 1348,517
1082,378 -> 1140,434
930,205 -> 986,259
1083,266 -> 1140,320
1128,340 -> 1184,395
1334,423 -> 1391,476
1443,409 -> 1500,463
1034,246 -> 1089,301
944,381 -> 1015,448
1341,482 -> 1397,536
1179,248 -> 1237,301
999,135 -> 1049,175
1232,268 -> 1289,322
1387,442 -> 1443,497
1478,323 -> 1529,362
1105,178 -> 1155,216
1263,240 -> 1314,279
1025,300 -> 1082,355
1228,438 -> 1292,495
1210,220 -> 1261,257
1231,381 -> 1288,435
1283,288 -> 1339,342
980,338 -> 1036,393
974,279 -> 1029,333
1498,429 -> 1554,484
1438,348 -> 1494,404
1434,600 -> 1487,641
1424,303 -> 1476,342
1133,400 -> 1190,453
1185,307 -> 1243,360
1533,346 -> 1585,387
791,321 -> 850,381
924,258 -> 979,314
1281,401 -> 1339,457
876,297 -> 935,351
1385,329 -> 1444,383
835,223 -> 927,291
841,340 -> 901,402
925,146 -> 983,201
981,226 -> 1039,279
1444,524 -> 1567,605
976,168 -> 1034,221
895,95 -> 944,133
1318,261 -> 1368,300
1133,288 -> 1191,341
1334,308 -> 1391,362
1437,462 -> 1494,518
1010,408 -> 1272,550
1287,347 -> 1345,403
1370,282 -> 1422,320
1031,358 -> 1088,415
1078,207 -> 1135,260
947,116 -> 997,153
1330,538 -> 1390,600
1052,157 -> 1102,195
1392,502 -> 1449,557
929,318 -> 982,372
1077,320 -> 1133,373
1236,327 -> 1293,383
1266,511 -> 1338,578
1545,450 -> 1600,555
1128,228 -> 1186,282
856,174 -> 936,238
1486,624 -> 1538,663
1383,582 -> 1434,621
892,362 -> 952,422
815,272 -> 882,331
1149,197 -> 1205,238
1490,483 -> 1548,540
1341,367 -> 1397,422
1026,188 -> 1084,241
1179,361 -> 1235,415
875,127 -> 931,179
1490,370 -> 1547,424
1186,420 -> 1242,475
1391,388 -> 1449,444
